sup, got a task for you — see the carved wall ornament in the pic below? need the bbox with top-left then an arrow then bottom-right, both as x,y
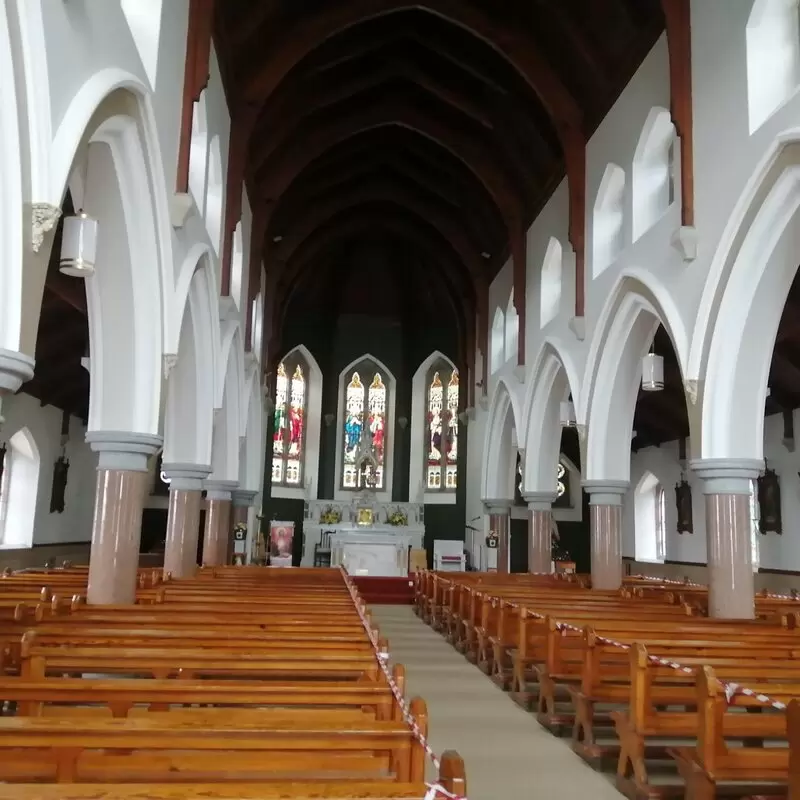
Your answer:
675,478 -> 693,534
31,203 -> 62,253
575,423 -> 587,443
757,467 -> 782,535
684,379 -> 698,405
162,354 -> 178,380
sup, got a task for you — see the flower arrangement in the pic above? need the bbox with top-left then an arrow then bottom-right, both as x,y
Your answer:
319,505 -> 342,525
386,507 -> 408,527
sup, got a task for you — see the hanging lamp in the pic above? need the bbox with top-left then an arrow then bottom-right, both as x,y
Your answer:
59,210 -> 98,277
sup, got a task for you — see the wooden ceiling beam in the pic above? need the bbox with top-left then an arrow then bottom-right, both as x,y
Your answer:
255,100 -> 523,235
42,276 -> 87,316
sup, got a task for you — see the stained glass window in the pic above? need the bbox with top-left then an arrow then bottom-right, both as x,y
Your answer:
425,366 -> 459,491
341,361 -> 390,490
271,355 -> 307,487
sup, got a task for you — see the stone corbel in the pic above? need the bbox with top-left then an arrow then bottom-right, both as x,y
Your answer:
568,316 -> 586,341
31,203 -> 62,253
672,225 -> 697,262
684,379 -> 699,406
163,354 -> 178,381
170,193 -> 193,228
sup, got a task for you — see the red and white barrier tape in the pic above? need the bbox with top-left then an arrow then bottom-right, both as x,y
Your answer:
339,566 -> 468,800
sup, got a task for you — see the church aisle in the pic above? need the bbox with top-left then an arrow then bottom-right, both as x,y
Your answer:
371,605 -> 624,800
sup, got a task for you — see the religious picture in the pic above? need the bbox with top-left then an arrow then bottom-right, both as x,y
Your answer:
342,372 -> 364,488
269,521 -> 295,568
271,362 -> 288,483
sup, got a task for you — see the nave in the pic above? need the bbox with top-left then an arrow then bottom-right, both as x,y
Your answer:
373,604 -> 626,800
416,569 -> 800,799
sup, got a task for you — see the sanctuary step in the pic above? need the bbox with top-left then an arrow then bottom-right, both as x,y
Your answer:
352,576 -> 415,605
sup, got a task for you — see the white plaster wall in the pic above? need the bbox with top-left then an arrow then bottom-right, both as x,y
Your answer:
627,414 -> 800,573
1,392 -> 96,546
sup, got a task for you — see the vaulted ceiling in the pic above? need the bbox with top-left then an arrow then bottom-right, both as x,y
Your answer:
214,0 -> 666,371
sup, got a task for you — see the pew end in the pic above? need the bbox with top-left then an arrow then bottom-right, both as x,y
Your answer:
438,750 -> 467,796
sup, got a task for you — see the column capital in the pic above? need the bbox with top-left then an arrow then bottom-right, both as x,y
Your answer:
689,458 -> 763,495
232,489 -> 258,508
582,479 -> 629,506
204,479 -> 238,501
521,492 -> 557,511
0,349 -> 35,395
162,462 -> 211,491
85,431 -> 163,472
483,498 -> 512,515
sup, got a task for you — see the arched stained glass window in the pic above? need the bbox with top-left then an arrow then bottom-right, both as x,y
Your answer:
426,367 -> 459,491
271,355 -> 307,487
342,365 -> 389,490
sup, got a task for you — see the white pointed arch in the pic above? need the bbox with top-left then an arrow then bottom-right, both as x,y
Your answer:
205,134 -> 224,254
334,353 -> 397,501
519,337 -> 581,495
583,270 -> 689,483
120,0 -> 163,90
592,162 -> 626,276
481,376 -> 523,501
188,91 -> 209,211
209,326 -> 244,483
632,106 -> 676,240
410,350 -> 459,504
163,251 -> 217,468
272,344 -> 323,500
697,138 -> 800,460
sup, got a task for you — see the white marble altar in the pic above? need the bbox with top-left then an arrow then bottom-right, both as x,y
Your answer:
300,494 -> 425,572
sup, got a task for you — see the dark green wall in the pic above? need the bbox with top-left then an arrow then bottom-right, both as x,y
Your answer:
262,312 -> 467,563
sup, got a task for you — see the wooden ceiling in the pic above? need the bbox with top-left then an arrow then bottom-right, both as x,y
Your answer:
214,0 -> 666,346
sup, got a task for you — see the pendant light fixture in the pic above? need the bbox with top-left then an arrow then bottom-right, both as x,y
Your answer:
641,348 -> 664,392
59,210 -> 98,277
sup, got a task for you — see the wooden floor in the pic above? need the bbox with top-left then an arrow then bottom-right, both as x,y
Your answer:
371,605 -> 625,799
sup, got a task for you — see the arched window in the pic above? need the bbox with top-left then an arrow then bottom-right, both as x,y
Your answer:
121,0 -> 163,89
540,237 -> 563,326
339,359 -> 393,491
746,0 -> 800,133
490,307 -> 505,374
634,471 -> 665,563
425,366 -> 459,492
592,163 -> 626,276
504,291 -> 518,364
0,428 -> 40,549
632,107 -> 676,240
188,91 -> 208,211
271,355 -> 307,487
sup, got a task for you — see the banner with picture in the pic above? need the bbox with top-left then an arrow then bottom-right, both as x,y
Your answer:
269,521 -> 295,567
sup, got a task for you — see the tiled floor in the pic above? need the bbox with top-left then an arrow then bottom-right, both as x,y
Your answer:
371,605 -> 625,800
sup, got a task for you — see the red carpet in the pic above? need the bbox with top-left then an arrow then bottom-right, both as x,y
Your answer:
352,575 -> 415,605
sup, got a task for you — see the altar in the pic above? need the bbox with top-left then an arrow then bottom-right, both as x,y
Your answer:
300,497 -> 424,576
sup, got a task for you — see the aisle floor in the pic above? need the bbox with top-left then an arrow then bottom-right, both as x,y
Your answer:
371,605 -> 624,800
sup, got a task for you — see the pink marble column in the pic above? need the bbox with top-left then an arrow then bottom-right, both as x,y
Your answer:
161,464 -> 210,578
690,459 -> 762,619
484,501 -> 511,573
85,432 -> 163,605
522,493 -> 556,574
583,481 -> 628,591
202,481 -> 237,566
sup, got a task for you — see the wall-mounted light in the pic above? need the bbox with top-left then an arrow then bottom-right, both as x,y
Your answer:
272,235 -> 283,243
59,210 -> 98,277
398,417 -> 408,430
642,351 -> 664,392
324,413 -> 335,427
458,411 -> 469,426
